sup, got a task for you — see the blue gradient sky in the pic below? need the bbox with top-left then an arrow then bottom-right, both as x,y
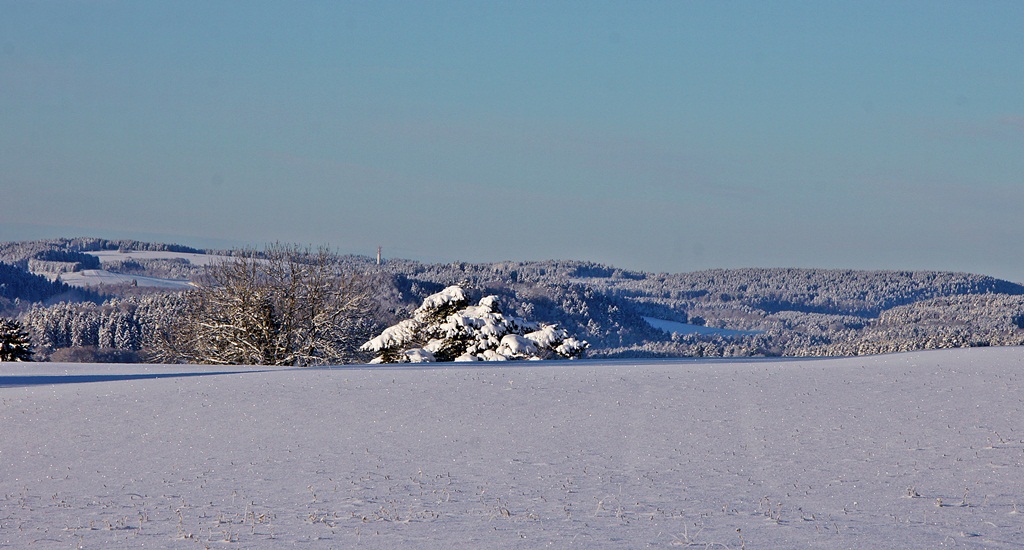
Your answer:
3,2 -> 1023,280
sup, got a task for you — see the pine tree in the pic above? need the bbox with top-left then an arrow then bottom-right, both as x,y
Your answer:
0,318 -> 33,361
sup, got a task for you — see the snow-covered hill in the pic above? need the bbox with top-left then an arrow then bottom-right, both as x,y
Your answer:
88,250 -> 224,266
57,269 -> 195,289
34,250 -> 237,289
643,316 -> 761,337
3,348 -> 1023,547
7,238 -> 1024,358
53,250 -> 229,289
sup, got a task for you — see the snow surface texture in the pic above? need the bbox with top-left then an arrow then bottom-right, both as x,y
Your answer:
2,348 -> 1024,548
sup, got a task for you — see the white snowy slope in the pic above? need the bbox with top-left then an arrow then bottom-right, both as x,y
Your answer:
57,270 -> 195,289
88,250 -> 229,267
2,348 -> 1024,548
643,316 -> 762,337
54,250 -> 231,289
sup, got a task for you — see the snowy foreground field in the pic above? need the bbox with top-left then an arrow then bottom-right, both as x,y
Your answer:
3,349 -> 1024,548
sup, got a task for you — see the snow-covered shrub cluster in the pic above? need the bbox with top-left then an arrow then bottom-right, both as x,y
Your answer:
361,285 -> 587,363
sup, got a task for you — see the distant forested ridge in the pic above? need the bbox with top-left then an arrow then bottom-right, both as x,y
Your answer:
4,238 -> 1024,362
0,237 -> 204,267
0,262 -> 100,316
366,262 -> 1024,358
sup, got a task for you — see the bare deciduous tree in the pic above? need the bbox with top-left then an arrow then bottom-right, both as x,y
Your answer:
153,244 -> 377,366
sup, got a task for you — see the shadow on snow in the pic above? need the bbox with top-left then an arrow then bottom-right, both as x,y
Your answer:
0,370 -> 266,388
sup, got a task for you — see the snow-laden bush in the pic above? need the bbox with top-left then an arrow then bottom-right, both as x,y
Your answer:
361,285 -> 587,363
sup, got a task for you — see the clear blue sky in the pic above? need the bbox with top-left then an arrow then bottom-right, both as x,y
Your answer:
3,1 -> 1023,280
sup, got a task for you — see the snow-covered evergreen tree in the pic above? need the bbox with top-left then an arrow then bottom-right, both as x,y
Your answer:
0,317 -> 33,361
361,285 -> 587,363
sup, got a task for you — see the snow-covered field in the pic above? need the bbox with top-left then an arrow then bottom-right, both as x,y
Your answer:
54,250 -> 229,289
643,316 -> 762,338
2,348 -> 1023,548
88,251 -> 227,267
57,270 -> 194,290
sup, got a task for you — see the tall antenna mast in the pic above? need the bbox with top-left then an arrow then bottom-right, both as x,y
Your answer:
377,246 -> 382,266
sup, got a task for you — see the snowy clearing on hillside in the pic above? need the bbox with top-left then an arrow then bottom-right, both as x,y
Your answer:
643,316 -> 762,337
54,250 -> 228,289
58,269 -> 194,289
2,348 -> 1024,548
88,250 -> 228,266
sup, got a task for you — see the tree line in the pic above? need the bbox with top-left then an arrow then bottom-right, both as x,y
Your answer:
4,238 -> 1024,363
